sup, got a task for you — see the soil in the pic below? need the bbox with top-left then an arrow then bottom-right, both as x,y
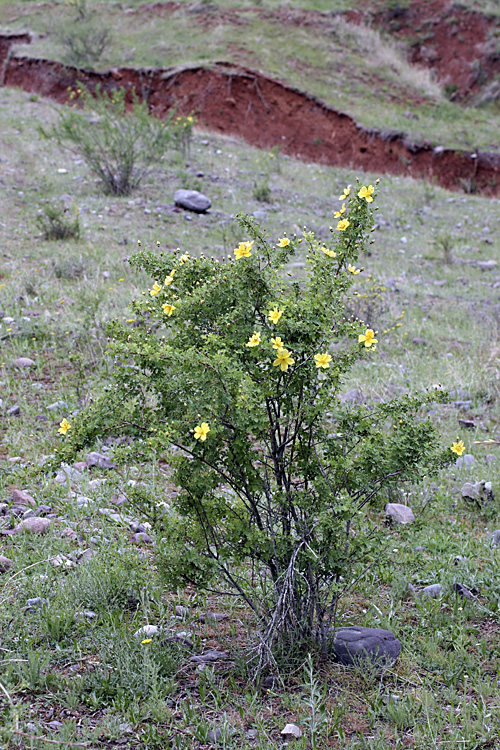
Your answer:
0,0 -> 499,197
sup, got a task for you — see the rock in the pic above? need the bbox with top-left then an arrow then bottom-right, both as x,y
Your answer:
61,527 -> 78,540
50,554 -> 75,569
421,584 -> 443,598
200,612 -> 229,623
458,419 -> 476,429
281,723 -> 302,739
189,649 -> 228,664
174,189 -> 211,213
7,405 -> 20,416
76,495 -> 94,508
55,464 -> 83,485
85,451 -> 115,469
340,389 -> 365,404
0,503 -> 8,516
47,401 -> 69,412
385,503 -> 415,525
35,505 -> 52,516
15,517 -> 51,534
12,357 -> 35,368
73,462 -> 88,473
174,605 -> 188,618
110,492 -> 128,506
331,626 -> 401,667
461,481 -> 494,504
477,260 -> 497,271
246,729 -> 258,740
75,549 -> 96,563
25,597 -> 46,611
0,555 -> 15,572
208,729 -> 222,743
455,454 -> 475,469
130,532 -> 152,544
11,490 -> 36,507
454,555 -> 467,565
22,509 -> 35,519
252,209 -> 267,220
453,582 -> 474,600
488,530 -> 500,547
486,454 -> 497,465
134,624 -> 159,638
75,610 -> 96,620
162,634 -> 194,648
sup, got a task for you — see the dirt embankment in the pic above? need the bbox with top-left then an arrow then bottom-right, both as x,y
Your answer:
1,32 -> 499,197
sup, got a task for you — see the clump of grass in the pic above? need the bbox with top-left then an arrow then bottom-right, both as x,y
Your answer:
36,204 -> 81,241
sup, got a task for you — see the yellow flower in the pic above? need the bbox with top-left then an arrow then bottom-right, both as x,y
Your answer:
179,253 -> 189,264
339,187 -> 351,200
162,303 -> 176,316
268,307 -> 283,324
277,237 -> 290,247
334,203 -> 346,218
314,352 -> 332,369
321,247 -> 337,258
149,281 -> 162,296
273,348 -> 294,371
348,265 -> 360,274
58,418 -> 71,435
245,331 -> 261,348
358,329 -> 378,348
358,185 -> 375,202
451,439 -> 465,456
194,422 -> 210,441
336,219 -> 350,231
234,241 -> 254,260
141,638 -> 152,645
164,269 -> 176,286
271,336 -> 284,350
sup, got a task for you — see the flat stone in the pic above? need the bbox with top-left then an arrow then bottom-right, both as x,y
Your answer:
7,405 -> 20,416
12,357 -> 35,368
15,517 -> 51,534
461,481 -> 494,503
421,583 -> 444,598
331,626 -> 401,667
189,649 -> 228,664
85,451 -> 115,469
0,555 -> 15,572
134,624 -> 159,638
281,724 -> 302,738
174,189 -> 211,213
385,503 -> 415,525
11,490 -> 36,507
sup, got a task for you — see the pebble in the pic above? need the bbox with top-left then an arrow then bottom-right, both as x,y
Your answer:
421,583 -> 443,598
385,503 -> 415,525
12,357 -> 36,368
281,724 -> 302,738
15,517 -> 51,534
134,624 -> 159,638
0,555 -> 15,572
11,490 -> 36,507
331,626 -> 401,667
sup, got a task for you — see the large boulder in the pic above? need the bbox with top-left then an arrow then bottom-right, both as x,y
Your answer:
331,626 -> 401,667
174,189 -> 211,213
385,503 -> 415,525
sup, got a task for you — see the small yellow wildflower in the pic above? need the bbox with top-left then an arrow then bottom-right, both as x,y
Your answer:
58,418 -> 71,435
339,187 -> 351,200
141,638 -> 152,645
234,241 -> 254,260
271,336 -> 284,350
451,439 -> 465,456
149,281 -> 162,296
314,353 -> 332,369
273,348 -> 294,372
179,253 -> 189,264
334,203 -> 346,218
162,303 -> 176,316
268,308 -> 283,324
164,269 -> 176,286
321,247 -> 337,258
277,237 -> 290,248
348,265 -> 360,274
336,219 -> 350,231
246,331 -> 261,348
194,422 -> 210,441
358,185 -> 375,202
358,329 -> 378,348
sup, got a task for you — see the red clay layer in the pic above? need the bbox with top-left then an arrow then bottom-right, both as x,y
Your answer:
1,34 -> 499,197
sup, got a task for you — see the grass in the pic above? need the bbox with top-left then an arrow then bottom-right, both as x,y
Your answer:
1,6 -> 500,746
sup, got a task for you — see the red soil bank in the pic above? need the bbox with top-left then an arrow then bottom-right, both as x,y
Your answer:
1,33 -> 499,197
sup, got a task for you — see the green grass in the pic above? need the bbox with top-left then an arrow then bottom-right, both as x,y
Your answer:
1,16 -> 500,748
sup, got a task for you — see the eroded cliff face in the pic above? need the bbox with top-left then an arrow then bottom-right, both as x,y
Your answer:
1,31 -> 499,197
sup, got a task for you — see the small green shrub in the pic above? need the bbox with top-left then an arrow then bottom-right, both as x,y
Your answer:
56,0 -> 112,68
36,204 -> 81,241
58,180 -> 455,672
41,85 -> 177,196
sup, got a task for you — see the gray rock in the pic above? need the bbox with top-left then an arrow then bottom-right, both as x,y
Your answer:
0,503 -> 8,516
421,583 -> 443,598
25,597 -> 46,611
281,724 -> 302,739
477,260 -> 497,271
47,401 -> 69,412
0,555 -> 15,573
11,490 -> 36,507
486,454 -> 497,465
85,451 -> 115,469
35,505 -> 52,516
174,605 -> 188,618
7,405 -> 20,416
200,612 -> 229,623
453,582 -> 474,600
75,610 -> 96,620
190,649 -> 229,664
15,517 -> 51,534
455,454 -> 475,469
208,729 -> 222,743
134,624 -> 159,638
461,480 -> 494,504
174,189 -> 211,213
76,495 -> 94,508
385,503 -> 415,525
55,464 -> 83,485
22,509 -> 35,519
12,357 -> 36,368
130,532 -> 152,544
331,626 -> 401,667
